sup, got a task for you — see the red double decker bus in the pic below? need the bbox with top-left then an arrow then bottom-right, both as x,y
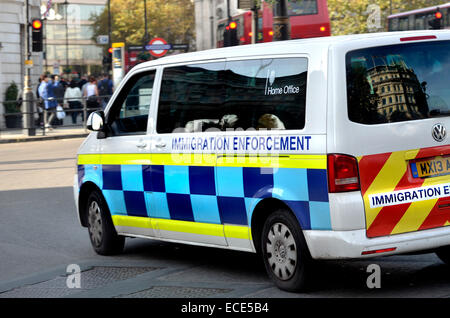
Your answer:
217,0 -> 330,47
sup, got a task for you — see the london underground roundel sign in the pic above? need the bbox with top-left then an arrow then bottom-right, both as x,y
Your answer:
147,37 -> 169,57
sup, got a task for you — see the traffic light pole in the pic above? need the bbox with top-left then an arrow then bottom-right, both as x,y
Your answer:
22,0 -> 35,136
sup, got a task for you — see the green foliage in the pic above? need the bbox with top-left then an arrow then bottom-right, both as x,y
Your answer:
3,82 -> 19,113
91,0 -> 195,48
327,0 -> 446,35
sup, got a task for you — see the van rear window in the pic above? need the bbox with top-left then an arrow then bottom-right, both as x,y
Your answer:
346,40 -> 450,125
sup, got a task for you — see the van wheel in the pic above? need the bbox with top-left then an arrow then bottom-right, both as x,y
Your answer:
261,209 -> 311,292
436,245 -> 450,265
86,190 -> 125,255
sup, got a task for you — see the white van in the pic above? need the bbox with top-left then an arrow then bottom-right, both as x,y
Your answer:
74,31 -> 450,291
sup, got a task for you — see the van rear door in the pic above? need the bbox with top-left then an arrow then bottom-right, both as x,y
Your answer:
336,37 -> 450,238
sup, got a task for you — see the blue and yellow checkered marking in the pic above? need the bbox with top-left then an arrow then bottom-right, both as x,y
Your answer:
78,154 -> 331,239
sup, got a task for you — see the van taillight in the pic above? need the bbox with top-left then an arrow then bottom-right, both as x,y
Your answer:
327,154 -> 360,193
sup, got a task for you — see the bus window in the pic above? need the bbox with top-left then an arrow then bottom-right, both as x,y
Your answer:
414,14 -> 425,30
399,17 -> 409,30
288,0 -> 318,16
408,15 -> 415,30
390,18 -> 399,31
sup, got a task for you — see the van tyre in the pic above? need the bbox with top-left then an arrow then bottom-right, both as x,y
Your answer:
86,190 -> 125,255
436,245 -> 450,265
261,209 -> 312,292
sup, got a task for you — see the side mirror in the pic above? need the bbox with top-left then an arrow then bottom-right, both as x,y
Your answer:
86,111 -> 105,131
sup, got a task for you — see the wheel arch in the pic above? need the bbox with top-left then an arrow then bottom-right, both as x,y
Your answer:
78,181 -> 103,227
251,198 -> 308,254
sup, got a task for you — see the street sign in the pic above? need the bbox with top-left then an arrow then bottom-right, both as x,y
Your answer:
147,37 -> 169,57
238,0 -> 254,9
97,35 -> 109,45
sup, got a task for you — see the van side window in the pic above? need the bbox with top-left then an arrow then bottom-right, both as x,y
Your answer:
108,71 -> 155,136
156,58 -> 307,133
223,58 -> 307,130
157,62 -> 225,134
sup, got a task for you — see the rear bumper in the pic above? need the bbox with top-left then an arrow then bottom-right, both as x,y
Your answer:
304,226 -> 450,259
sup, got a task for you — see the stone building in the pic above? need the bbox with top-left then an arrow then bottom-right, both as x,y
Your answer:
0,0 -> 43,129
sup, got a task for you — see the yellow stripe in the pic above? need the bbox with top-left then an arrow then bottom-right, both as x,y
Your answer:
78,153 -> 326,169
156,218 -> 225,237
111,215 -> 252,240
364,150 -> 417,229
78,154 -> 101,165
151,153 -> 216,167
224,225 -> 251,240
112,215 -> 154,228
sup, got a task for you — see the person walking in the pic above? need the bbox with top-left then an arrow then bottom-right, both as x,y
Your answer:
64,80 -> 83,124
83,76 -> 99,113
97,74 -> 113,109
38,74 -> 57,130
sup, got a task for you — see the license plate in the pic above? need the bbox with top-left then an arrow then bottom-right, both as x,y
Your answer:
411,156 -> 450,178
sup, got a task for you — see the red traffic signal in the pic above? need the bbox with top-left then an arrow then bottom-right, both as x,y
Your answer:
435,11 -> 443,19
31,19 -> 43,52
229,21 -> 237,29
31,19 -> 42,30
108,47 -> 113,54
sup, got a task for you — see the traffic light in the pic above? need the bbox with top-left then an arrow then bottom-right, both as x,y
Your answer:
103,48 -> 112,66
429,8 -> 443,30
31,19 -> 43,52
223,21 -> 239,47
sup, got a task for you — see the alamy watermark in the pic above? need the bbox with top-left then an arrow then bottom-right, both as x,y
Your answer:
366,264 -> 381,289
66,264 -> 81,289
365,4 -> 382,32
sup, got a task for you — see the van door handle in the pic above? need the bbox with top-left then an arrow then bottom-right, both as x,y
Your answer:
155,142 -> 166,148
136,142 -> 147,148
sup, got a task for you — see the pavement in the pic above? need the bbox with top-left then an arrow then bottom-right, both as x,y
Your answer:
0,126 -> 89,144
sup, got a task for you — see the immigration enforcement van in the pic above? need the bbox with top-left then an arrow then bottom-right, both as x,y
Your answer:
74,31 -> 450,291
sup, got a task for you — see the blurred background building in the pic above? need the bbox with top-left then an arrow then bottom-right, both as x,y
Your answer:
41,0 -> 106,76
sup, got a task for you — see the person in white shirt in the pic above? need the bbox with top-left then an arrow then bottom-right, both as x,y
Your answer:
64,80 -> 83,124
83,76 -> 99,114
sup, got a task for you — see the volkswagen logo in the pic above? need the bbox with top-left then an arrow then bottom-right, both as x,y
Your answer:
432,123 -> 446,142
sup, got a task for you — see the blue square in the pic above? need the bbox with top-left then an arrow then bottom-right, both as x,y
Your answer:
243,167 -> 273,198
285,200 -> 310,230
166,193 -> 194,221
143,165 -> 165,192
217,196 -> 248,225
191,194 -> 221,224
103,190 -> 127,215
146,192 -> 171,219
77,165 -> 85,188
164,165 -> 190,194
121,165 -> 144,192
102,165 -> 122,190
244,197 -> 261,226
273,168 -> 309,201
216,167 -> 245,197
307,169 -> 329,202
124,191 -> 147,217
84,164 -> 103,189
189,166 -> 216,195
309,201 -> 331,230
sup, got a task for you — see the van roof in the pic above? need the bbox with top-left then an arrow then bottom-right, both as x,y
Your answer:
133,30 -> 450,70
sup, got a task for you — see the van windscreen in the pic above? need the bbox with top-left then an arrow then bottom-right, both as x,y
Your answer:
346,40 -> 450,125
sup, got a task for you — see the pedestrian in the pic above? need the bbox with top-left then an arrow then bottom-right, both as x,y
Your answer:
52,75 -> 65,107
97,73 -> 113,109
39,75 -> 58,130
64,80 -> 83,124
84,76 -> 99,113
